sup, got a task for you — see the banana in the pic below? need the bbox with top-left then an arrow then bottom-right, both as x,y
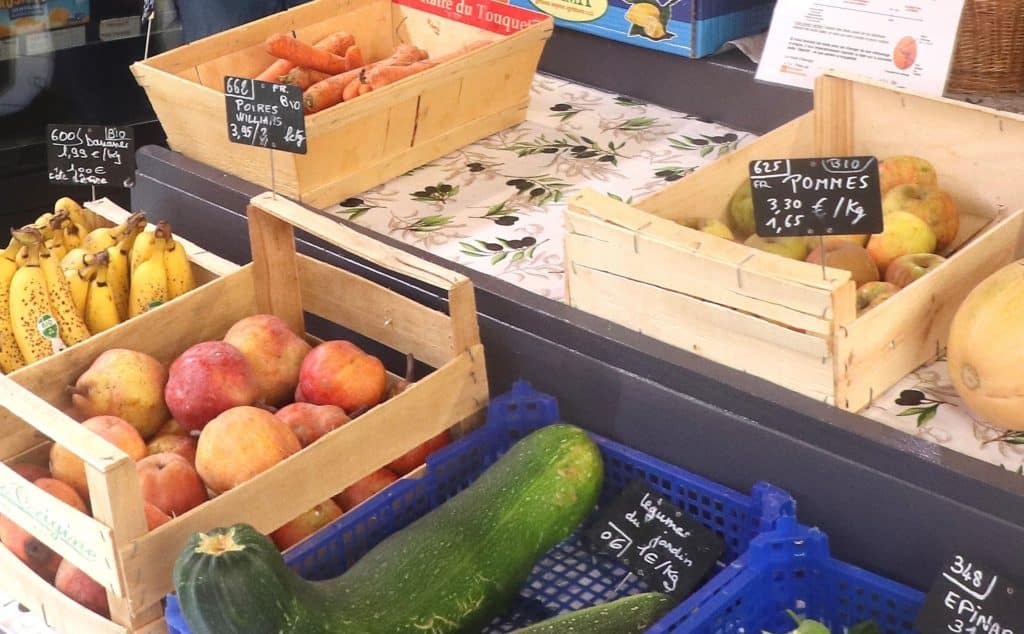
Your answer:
82,212 -> 146,253
44,213 -> 70,263
0,239 -> 26,373
61,248 -> 87,273
65,258 -> 95,320
62,221 -> 86,250
84,252 -> 120,334
39,241 -> 91,346
106,222 -> 143,320
162,223 -> 195,300
130,228 -> 157,275
54,197 -> 91,231
128,227 -> 168,318
9,228 -> 65,363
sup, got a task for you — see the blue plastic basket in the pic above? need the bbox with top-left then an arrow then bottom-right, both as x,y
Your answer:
165,381 -> 795,633
657,516 -> 926,633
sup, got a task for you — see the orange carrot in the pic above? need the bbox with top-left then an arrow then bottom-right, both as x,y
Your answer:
344,45 -> 363,70
358,84 -> 372,96
362,43 -> 485,90
304,68 -> 363,113
317,32 -> 355,55
265,33 -> 348,74
342,75 -> 362,101
280,67 -> 331,90
256,58 -> 296,82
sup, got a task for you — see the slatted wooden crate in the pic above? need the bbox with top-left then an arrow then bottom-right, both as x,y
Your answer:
0,192 -> 489,633
130,0 -> 552,209
565,73 -> 1024,413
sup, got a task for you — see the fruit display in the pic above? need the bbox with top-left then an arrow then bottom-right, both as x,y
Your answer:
0,199 -> 199,373
947,259 -> 1024,431
692,155 -> 957,315
172,424 -> 605,634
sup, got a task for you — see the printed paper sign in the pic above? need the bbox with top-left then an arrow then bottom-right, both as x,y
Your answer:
757,0 -> 966,95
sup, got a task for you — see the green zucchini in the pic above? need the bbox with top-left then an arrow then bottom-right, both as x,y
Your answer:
511,593 -> 674,633
173,423 -> 604,634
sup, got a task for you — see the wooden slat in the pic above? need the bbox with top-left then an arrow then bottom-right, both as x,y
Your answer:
296,255 -> 454,368
568,264 -> 835,401
248,204 -> 305,335
814,75 -> 854,156
448,278 -> 482,356
837,208 -> 1024,412
252,192 -> 466,291
0,460 -> 122,593
0,544 -> 126,634
635,113 -> 816,222
118,346 -> 488,608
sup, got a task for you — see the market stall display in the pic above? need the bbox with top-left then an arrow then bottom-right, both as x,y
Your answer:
565,73 -> 1024,414
130,0 -> 552,208
0,193 -> 488,632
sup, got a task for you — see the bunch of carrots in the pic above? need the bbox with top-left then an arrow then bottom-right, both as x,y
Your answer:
253,30 -> 491,114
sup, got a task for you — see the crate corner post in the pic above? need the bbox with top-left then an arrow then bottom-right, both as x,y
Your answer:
246,195 -> 306,335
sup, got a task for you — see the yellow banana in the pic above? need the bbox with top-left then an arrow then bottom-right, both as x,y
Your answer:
65,259 -> 96,321
54,197 -> 91,231
44,214 -> 69,263
162,224 -> 195,300
128,228 -> 168,318
82,212 -> 146,253
62,221 -> 86,250
130,228 -> 157,275
61,248 -> 87,273
106,222 -> 142,320
84,252 -> 120,334
34,212 -> 53,227
39,241 -> 91,346
0,239 -> 26,373
9,228 -> 65,363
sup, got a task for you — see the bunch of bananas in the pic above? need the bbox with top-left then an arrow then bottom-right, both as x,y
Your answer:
0,198 -> 197,374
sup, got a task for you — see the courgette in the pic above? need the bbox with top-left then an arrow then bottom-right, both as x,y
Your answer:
173,423 -> 604,634
511,592 -> 674,633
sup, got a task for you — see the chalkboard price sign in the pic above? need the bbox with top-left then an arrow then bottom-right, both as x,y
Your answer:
47,125 -> 135,188
224,76 -> 307,155
915,554 -> 1023,634
583,480 -> 725,599
748,156 -> 884,238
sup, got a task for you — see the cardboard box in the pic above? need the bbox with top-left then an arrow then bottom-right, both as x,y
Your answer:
0,0 -> 89,38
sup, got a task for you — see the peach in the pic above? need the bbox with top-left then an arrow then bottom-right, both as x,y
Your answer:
0,478 -> 87,582
879,155 -> 937,195
223,314 -> 312,407
147,434 -> 198,464
165,341 -> 261,432
885,253 -> 946,288
298,341 -> 387,413
744,235 -> 809,261
275,403 -> 350,447
50,416 -> 147,502
144,502 -> 171,530
388,431 -> 450,476
137,453 -> 208,517
856,281 -> 900,314
71,349 -> 170,439
866,211 -> 936,274
334,469 -> 399,511
35,478 -> 88,514
10,463 -> 50,482
55,559 -> 109,617
195,406 -> 301,494
805,243 -> 879,287
882,184 -> 958,251
270,499 -> 343,551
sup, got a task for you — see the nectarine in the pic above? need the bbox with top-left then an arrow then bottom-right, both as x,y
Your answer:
138,453 -> 208,517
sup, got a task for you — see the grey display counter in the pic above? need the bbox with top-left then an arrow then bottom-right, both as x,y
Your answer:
133,145 -> 1024,590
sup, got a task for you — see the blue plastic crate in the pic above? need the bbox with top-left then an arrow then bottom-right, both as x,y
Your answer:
165,380 -> 795,633
657,516 -> 926,633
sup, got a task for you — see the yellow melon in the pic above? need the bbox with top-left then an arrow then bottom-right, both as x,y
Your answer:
947,259 -> 1024,430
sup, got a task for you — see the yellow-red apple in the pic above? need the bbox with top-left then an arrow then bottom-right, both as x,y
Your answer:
137,453 -> 208,517
744,235 -> 809,261
165,341 -> 261,432
271,499 -> 343,551
147,433 -> 198,464
388,431 -> 451,476
882,184 -> 958,250
856,281 -> 900,314
879,155 -> 938,195
50,416 -> 147,502
297,341 -> 387,413
885,253 -> 946,288
334,469 -> 399,511
866,211 -> 936,274
195,406 -> 301,494
223,314 -> 312,407
806,243 -> 879,287
275,403 -> 349,448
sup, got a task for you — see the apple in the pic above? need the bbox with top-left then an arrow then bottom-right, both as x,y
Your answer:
10,463 -> 50,482
388,431 -> 450,476
50,415 -> 148,502
878,155 -> 938,195
223,314 -> 312,407
806,234 -> 868,249
856,281 -> 900,314
137,453 -> 208,517
744,235 -> 809,261
155,419 -> 189,437
333,469 -> 399,511
144,502 -> 171,530
270,499 -> 343,551
882,184 -> 958,250
297,341 -> 387,413
885,253 -> 946,288
195,406 -> 301,494
275,403 -> 350,447
865,211 -> 936,274
147,434 -> 198,464
728,180 -> 755,238
55,559 -> 108,617
805,243 -> 879,287
697,219 -> 735,241
165,341 -> 261,433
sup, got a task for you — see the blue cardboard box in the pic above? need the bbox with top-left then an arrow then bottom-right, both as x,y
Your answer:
507,0 -> 775,58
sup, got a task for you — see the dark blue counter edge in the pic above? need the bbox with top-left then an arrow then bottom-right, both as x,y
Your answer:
133,144 -> 1024,589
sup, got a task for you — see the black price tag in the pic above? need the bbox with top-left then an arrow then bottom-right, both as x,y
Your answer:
582,480 -> 725,600
749,156 -> 884,238
915,554 -> 1023,634
224,76 -> 307,155
141,0 -> 155,21
47,125 -> 135,188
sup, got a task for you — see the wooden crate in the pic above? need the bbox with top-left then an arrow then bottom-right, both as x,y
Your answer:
130,0 -> 552,209
565,73 -> 1024,413
0,192 -> 489,633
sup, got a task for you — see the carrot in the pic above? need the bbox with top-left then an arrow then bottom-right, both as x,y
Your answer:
265,33 -> 348,74
317,32 -> 355,55
280,67 -> 331,90
362,43 -> 487,91
256,58 -> 296,82
304,68 -> 363,113
358,84 -> 373,96
344,45 -> 363,70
